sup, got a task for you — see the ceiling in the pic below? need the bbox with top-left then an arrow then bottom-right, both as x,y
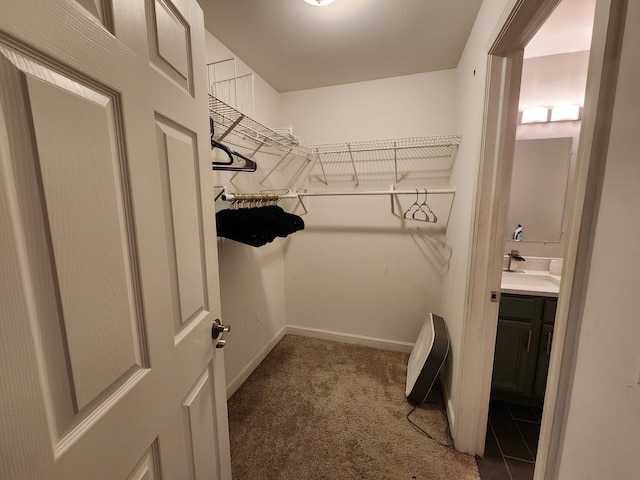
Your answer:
199,0 -> 595,94
200,0 -> 483,93
525,0 -> 595,58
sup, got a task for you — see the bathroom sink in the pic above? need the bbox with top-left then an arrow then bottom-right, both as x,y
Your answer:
501,270 -> 560,296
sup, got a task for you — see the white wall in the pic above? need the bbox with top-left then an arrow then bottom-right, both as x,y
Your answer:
279,72 -> 458,348
556,1 -> 640,477
280,71 -> 457,144
206,26 -> 464,388
205,32 -> 288,395
518,50 -> 590,110
204,32 -> 280,125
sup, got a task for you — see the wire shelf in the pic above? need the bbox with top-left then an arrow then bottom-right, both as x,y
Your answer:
312,136 -> 461,155
208,94 -> 461,183
209,95 -> 311,154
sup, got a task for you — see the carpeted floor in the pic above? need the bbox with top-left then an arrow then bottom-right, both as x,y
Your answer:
227,334 -> 480,480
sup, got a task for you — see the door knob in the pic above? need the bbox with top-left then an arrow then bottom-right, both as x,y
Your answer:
212,319 -> 230,348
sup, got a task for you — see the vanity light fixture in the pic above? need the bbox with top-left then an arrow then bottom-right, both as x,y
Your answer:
550,104 -> 581,122
304,0 -> 335,6
520,106 -> 549,123
520,105 -> 582,124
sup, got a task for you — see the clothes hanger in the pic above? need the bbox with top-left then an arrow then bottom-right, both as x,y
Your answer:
403,190 -> 422,220
404,189 -> 430,222
424,192 -> 438,224
418,189 -> 438,223
216,193 -> 304,247
210,118 -> 258,172
412,189 -> 431,222
211,138 -> 258,172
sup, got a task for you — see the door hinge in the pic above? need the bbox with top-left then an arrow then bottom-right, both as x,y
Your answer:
491,291 -> 501,303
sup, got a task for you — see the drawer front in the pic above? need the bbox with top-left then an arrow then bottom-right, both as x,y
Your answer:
499,295 -> 537,320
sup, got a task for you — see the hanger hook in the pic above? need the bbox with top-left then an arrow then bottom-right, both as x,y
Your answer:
424,189 -> 438,223
404,189 -> 421,219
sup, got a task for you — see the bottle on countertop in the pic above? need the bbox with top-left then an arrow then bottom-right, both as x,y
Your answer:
513,224 -> 523,241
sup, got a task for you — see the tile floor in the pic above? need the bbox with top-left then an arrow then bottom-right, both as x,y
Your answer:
476,400 -> 542,480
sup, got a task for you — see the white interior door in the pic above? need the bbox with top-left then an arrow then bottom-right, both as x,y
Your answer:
0,1 -> 231,479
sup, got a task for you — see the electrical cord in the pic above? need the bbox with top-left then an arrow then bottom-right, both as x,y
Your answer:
406,403 -> 455,449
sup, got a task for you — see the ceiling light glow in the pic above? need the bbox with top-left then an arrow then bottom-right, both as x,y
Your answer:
304,0 -> 335,6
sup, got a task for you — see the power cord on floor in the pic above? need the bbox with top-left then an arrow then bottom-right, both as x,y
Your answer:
406,402 -> 455,449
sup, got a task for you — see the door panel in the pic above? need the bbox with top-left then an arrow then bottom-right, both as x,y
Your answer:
126,441 -> 162,480
147,0 -> 194,94
75,0 -> 115,32
0,46 -> 78,441
0,0 -> 229,478
182,364 -> 220,480
155,115 -> 209,337
491,319 -> 533,394
27,63 -> 146,412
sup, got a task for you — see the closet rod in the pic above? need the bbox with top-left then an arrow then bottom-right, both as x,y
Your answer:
296,187 -> 454,198
221,187 -> 455,201
218,186 -> 456,221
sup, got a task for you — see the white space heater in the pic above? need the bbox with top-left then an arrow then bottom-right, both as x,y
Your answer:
405,314 -> 450,404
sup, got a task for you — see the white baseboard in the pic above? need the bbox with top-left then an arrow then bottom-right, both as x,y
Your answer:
225,326 -> 287,399
440,376 -> 456,436
285,325 -> 414,353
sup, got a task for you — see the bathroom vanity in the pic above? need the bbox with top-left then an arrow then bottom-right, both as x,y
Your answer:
491,269 -> 560,406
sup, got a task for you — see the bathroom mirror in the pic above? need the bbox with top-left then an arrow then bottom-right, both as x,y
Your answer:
507,137 -> 572,243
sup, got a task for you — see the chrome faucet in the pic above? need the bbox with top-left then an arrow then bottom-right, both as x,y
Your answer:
506,250 -> 526,272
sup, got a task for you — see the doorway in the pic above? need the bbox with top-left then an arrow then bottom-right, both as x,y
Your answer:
479,3 -> 595,477
458,0 -> 627,478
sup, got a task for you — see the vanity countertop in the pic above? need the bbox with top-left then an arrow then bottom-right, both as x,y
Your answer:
501,269 -> 561,297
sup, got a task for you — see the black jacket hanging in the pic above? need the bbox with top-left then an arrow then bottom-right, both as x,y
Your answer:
215,206 -> 304,247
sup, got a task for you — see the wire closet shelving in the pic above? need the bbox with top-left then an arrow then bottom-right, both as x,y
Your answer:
208,95 -> 462,185
209,95 -> 309,154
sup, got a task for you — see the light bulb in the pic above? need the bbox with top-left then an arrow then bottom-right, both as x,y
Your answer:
521,107 -> 549,123
304,0 -> 336,6
550,105 -> 581,121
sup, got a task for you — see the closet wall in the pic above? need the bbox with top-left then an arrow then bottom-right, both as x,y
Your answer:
280,72 -> 458,347
555,2 -> 640,474
207,23 -> 462,392
437,0 -> 516,438
204,0 -> 515,425
205,33 -> 288,394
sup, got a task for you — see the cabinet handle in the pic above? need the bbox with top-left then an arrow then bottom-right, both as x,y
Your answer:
546,331 -> 553,355
526,330 -> 532,353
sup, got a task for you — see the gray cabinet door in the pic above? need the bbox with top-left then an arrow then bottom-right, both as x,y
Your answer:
534,323 -> 554,398
492,319 -> 534,394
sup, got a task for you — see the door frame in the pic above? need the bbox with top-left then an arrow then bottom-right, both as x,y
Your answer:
459,0 -> 627,478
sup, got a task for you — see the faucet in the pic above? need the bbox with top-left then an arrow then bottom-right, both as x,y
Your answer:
506,250 -> 526,272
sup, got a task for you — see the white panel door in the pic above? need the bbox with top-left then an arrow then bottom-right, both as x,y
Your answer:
0,1 -> 231,479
